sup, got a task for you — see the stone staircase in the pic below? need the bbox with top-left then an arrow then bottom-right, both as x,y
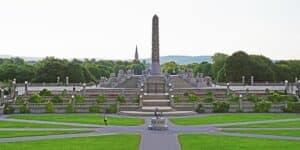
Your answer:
117,76 -> 139,88
119,75 -> 196,116
170,76 -> 195,88
141,93 -> 173,112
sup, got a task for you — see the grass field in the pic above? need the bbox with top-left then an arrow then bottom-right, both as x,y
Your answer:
9,114 -> 144,126
223,121 -> 300,128
170,114 -> 300,125
223,130 -> 300,137
0,130 -> 90,138
0,134 -> 140,150
179,134 -> 300,150
0,120 -> 80,128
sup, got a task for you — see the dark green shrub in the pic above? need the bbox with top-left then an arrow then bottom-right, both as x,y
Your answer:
4,103 -> 15,114
106,104 -> 117,113
195,104 -> 205,113
61,89 -> 67,97
188,93 -> 200,102
245,94 -> 259,103
116,95 -> 125,103
228,93 -> 239,102
283,102 -> 300,113
97,94 -> 106,103
266,92 -> 295,103
173,96 -> 180,103
39,89 -> 52,96
283,95 -> 298,102
75,95 -> 84,103
133,96 -> 140,103
254,100 -> 271,112
89,106 -> 100,113
28,94 -> 43,103
45,101 -> 55,113
213,101 -> 229,113
19,105 -> 30,113
66,100 -> 75,113
51,95 -> 63,103
183,92 -> 189,96
203,91 -> 214,103
15,97 -> 25,104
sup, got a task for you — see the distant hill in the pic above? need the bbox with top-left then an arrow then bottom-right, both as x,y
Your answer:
143,55 -> 212,65
1,54 -> 212,65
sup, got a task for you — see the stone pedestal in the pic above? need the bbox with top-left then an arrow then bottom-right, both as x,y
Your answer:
148,117 -> 168,130
0,105 -> 4,115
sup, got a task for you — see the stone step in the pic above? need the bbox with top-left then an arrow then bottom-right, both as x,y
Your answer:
142,93 -> 169,100
141,106 -> 173,112
119,110 -> 197,116
142,99 -> 170,106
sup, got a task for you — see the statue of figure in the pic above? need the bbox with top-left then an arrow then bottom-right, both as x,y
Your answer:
154,107 -> 159,119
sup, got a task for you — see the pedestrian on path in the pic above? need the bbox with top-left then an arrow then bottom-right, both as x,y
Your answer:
104,114 -> 108,126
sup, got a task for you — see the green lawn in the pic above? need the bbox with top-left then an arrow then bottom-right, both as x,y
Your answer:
0,130 -> 90,138
223,121 -> 300,128
0,134 -> 140,150
170,114 -> 300,125
223,130 -> 300,137
0,120 -> 81,128
9,114 -> 144,126
179,134 -> 300,150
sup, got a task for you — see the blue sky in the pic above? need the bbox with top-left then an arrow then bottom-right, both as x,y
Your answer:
0,0 -> 299,60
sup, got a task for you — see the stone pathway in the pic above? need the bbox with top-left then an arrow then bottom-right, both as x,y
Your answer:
1,115 -> 300,149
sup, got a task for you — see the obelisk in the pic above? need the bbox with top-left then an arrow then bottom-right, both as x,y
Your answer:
151,14 -> 160,75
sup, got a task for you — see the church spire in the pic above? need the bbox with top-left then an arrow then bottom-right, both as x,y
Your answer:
134,45 -> 139,62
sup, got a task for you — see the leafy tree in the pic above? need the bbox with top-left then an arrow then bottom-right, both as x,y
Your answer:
162,61 -> 179,74
212,53 -> 228,82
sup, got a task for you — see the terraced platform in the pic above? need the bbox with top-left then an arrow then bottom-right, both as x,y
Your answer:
119,110 -> 196,116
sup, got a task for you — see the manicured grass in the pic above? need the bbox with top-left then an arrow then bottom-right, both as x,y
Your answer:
0,130 -> 90,138
223,130 -> 300,137
170,114 -> 300,125
179,134 -> 300,150
0,134 -> 140,150
0,120 -> 80,128
223,121 -> 300,128
9,114 -> 144,126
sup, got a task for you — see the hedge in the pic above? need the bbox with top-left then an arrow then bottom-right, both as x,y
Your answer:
284,102 -> 300,113
213,101 -> 229,113
254,100 -> 271,112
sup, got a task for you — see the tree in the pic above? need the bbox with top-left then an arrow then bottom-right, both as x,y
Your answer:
225,51 -> 252,82
33,57 -> 68,82
212,53 -> 228,82
162,61 -> 179,74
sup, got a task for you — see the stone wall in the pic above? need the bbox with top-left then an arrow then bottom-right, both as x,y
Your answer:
11,104 -> 115,114
173,102 -> 285,113
21,88 -> 140,103
171,88 -> 228,101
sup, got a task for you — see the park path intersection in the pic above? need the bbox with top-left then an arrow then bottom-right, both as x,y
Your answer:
1,115 -> 300,150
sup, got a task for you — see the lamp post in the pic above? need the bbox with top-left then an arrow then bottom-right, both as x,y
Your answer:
24,81 -> 28,95
71,95 -> 75,108
239,94 -> 243,112
226,82 -> 230,95
284,80 -> 289,94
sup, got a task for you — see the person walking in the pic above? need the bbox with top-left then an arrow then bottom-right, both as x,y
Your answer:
103,114 -> 108,126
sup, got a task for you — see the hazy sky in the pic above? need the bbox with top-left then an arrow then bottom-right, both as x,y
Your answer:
0,0 -> 299,60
